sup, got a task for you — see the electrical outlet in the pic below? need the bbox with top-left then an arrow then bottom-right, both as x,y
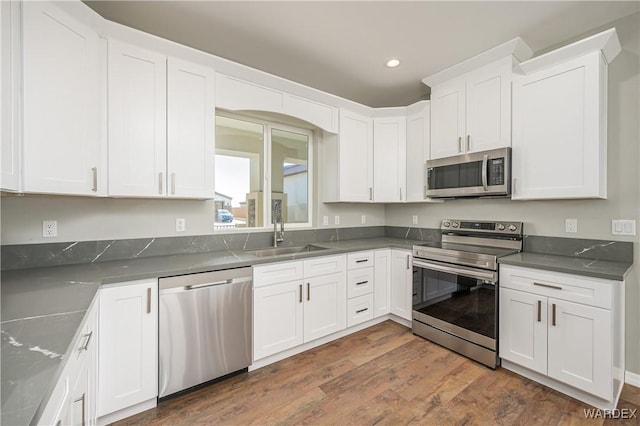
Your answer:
334,215 -> 340,225
612,219 -> 636,236
322,216 -> 329,226
565,218 -> 578,233
42,220 -> 57,238
176,218 -> 186,232
412,215 -> 418,225
361,215 -> 366,225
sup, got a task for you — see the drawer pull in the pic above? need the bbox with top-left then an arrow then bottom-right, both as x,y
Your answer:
356,308 -> 369,314
533,282 -> 562,290
307,282 -> 310,301
355,259 -> 368,263
552,303 -> 557,326
80,331 -> 93,352
537,300 -> 541,323
147,288 -> 152,314
299,284 -> 302,303
356,281 -> 368,286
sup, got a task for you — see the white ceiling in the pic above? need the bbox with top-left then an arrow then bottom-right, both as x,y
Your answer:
84,1 -> 640,107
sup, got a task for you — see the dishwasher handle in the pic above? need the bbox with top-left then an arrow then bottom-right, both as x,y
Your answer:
186,278 -> 241,290
159,267 -> 253,293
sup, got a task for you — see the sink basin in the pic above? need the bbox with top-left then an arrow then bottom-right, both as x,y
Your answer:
247,244 -> 328,257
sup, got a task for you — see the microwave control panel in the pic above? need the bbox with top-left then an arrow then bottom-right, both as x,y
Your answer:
488,158 -> 504,185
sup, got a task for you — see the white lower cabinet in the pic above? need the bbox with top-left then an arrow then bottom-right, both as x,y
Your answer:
499,265 -> 624,409
373,249 -> 392,317
253,255 -> 346,360
98,279 -> 158,422
390,249 -> 412,321
38,300 -> 98,426
346,251 -> 375,326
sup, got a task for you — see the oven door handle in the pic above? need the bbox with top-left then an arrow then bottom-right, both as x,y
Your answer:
413,259 -> 497,282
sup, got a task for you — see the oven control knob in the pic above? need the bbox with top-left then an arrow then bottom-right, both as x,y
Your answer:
443,221 -> 451,228
452,222 -> 460,228
497,223 -> 506,231
508,224 -> 518,232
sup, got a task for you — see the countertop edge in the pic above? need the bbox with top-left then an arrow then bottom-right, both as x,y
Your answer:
498,254 -> 632,281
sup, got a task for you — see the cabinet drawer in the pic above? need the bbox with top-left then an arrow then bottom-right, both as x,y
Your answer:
500,265 -> 614,309
254,261 -> 304,287
347,251 -> 375,269
347,294 -> 374,327
347,267 -> 374,298
303,255 -> 346,278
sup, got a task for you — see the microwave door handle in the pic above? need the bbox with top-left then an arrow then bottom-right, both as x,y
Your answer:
481,154 -> 488,191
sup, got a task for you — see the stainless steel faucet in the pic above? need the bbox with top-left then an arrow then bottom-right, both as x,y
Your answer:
273,200 -> 285,247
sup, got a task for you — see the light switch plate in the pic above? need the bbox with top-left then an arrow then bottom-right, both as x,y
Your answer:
322,216 -> 329,226
361,215 -> 366,225
176,218 -> 186,232
412,215 -> 418,225
334,215 -> 340,225
612,219 -> 636,236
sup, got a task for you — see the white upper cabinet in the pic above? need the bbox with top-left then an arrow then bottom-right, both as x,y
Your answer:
511,29 -> 620,200
108,40 -> 215,198
216,73 -> 338,133
1,1 -> 20,192
108,41 -> 167,197
405,101 -> 431,202
322,109 -> 373,202
429,58 -> 513,159
373,115 -> 406,202
167,59 -> 215,198
21,1 -> 103,195
423,37 -> 533,160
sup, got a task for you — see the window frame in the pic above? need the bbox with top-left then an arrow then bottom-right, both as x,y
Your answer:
214,111 -> 314,231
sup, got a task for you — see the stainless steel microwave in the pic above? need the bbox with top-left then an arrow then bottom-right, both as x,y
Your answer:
425,147 -> 511,198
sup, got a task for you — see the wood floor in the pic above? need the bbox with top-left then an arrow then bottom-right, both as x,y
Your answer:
116,321 -> 640,426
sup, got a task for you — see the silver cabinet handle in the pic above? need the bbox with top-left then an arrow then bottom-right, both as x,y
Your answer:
406,255 -> 410,270
458,136 -> 462,153
466,135 -> 470,151
80,331 -> 93,351
171,173 -> 176,195
537,300 -> 541,323
534,282 -> 562,290
147,287 -> 151,314
552,303 -> 557,326
356,308 -> 368,314
423,185 -> 427,200
481,154 -> 488,191
307,282 -> 310,301
356,281 -> 368,286
299,284 -> 302,303
399,187 -> 402,201
369,187 -> 373,201
91,167 -> 97,192
513,178 -> 517,196
159,172 -> 164,195
73,394 -> 86,426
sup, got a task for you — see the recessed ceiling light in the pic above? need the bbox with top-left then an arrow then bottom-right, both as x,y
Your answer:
386,58 -> 400,68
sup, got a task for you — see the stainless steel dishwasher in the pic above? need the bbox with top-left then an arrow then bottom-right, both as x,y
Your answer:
158,267 -> 252,399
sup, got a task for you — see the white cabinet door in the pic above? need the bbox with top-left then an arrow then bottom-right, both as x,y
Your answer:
22,1 -> 102,195
430,79 -> 465,159
405,102 -> 430,202
338,109 -> 373,202
373,249 -> 391,317
167,58 -> 215,198
465,60 -> 511,153
511,51 -> 606,200
1,0 -> 20,191
108,41 -> 167,197
390,250 -> 412,320
304,272 -> 347,342
98,280 -> 158,417
253,281 -> 304,360
547,298 -> 612,400
373,116 -> 406,202
499,288 -> 547,375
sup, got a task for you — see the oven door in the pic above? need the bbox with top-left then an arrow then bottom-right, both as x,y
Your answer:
412,258 -> 498,351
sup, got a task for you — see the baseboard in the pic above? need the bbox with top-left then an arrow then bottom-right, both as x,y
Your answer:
626,370 -> 640,387
97,398 -> 156,425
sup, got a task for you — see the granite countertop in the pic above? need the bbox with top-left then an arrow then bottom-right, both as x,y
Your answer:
498,252 -> 633,281
1,237 -> 418,426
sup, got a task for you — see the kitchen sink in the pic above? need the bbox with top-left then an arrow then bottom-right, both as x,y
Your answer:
247,244 -> 328,257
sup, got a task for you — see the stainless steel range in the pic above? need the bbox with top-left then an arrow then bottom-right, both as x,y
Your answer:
412,219 -> 523,368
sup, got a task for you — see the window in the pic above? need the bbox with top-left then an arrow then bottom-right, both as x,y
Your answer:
214,113 -> 312,230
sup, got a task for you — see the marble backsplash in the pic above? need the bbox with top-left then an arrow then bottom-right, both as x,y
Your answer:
1,226 -> 633,270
